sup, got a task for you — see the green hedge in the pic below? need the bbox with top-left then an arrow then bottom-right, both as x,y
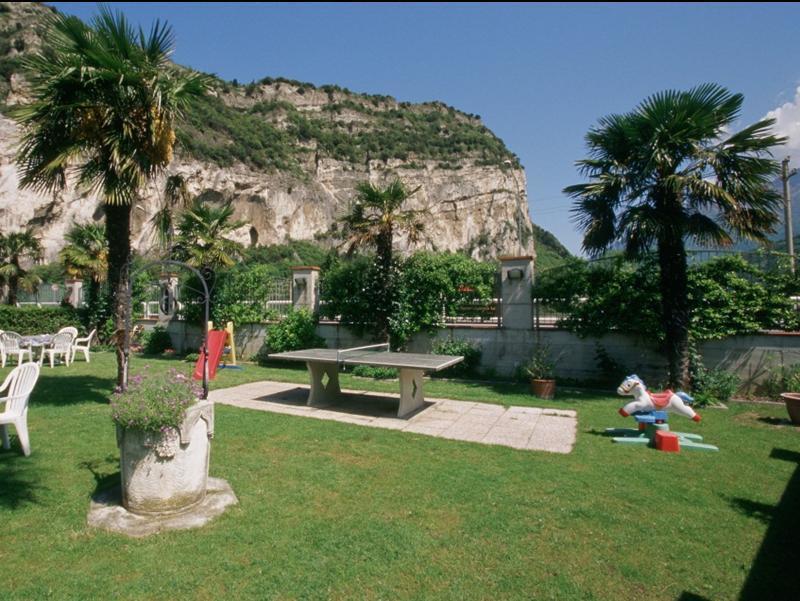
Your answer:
0,305 -> 82,335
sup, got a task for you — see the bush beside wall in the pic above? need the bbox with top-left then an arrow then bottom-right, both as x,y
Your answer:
0,305 -> 81,335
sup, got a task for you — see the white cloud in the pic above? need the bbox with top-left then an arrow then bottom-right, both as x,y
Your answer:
764,86 -> 800,153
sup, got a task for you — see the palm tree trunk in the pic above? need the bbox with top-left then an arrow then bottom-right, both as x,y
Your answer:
657,233 -> 691,389
105,204 -> 132,391
374,228 -> 393,342
7,271 -> 18,305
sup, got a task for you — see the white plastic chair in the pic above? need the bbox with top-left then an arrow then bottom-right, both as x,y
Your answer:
71,329 -> 96,363
0,362 -> 40,456
0,332 -> 33,367
0,329 -> 5,368
57,326 -> 78,341
42,332 -> 73,368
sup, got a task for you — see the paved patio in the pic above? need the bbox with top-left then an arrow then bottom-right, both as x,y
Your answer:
210,381 -> 577,453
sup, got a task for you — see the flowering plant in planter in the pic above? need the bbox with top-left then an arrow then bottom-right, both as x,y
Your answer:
110,368 -> 213,515
111,368 -> 200,433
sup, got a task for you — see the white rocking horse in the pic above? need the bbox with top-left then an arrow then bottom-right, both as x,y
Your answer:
616,374 -> 701,422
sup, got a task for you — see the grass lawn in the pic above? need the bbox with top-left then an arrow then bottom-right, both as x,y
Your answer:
1,352 -> 798,600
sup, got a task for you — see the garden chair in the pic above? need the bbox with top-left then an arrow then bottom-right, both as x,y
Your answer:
71,328 -> 96,363
0,332 -> 33,367
57,326 -> 78,345
42,332 -> 73,368
0,362 -> 40,456
0,329 -> 4,367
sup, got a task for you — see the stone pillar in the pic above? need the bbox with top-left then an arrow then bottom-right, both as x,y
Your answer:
64,279 -> 83,308
499,255 -> 534,329
158,273 -> 179,320
291,266 -> 320,313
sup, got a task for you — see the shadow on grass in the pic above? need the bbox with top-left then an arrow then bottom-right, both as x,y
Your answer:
30,374 -> 113,406
0,452 -> 43,509
737,448 -> 800,600
756,416 -> 797,428
80,455 -> 120,497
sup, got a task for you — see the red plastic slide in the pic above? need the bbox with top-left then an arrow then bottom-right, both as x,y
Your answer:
193,330 -> 227,381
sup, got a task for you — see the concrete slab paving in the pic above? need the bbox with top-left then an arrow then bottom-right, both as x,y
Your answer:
210,380 -> 577,454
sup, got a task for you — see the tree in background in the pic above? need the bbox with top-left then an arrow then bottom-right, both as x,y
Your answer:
59,222 -> 108,328
338,179 -> 426,341
151,173 -> 192,253
566,84 -> 785,387
14,7 -> 208,388
173,199 -> 245,277
0,230 -> 43,305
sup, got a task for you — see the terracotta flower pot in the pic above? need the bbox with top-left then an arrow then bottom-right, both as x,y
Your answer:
780,393 -> 800,425
530,378 -> 556,400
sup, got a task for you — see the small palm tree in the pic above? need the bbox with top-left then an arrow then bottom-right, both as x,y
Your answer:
0,230 -> 43,305
174,199 -> 245,277
13,7 -> 208,388
339,179 -> 426,341
59,222 -> 108,313
151,173 -> 192,253
565,84 -> 785,387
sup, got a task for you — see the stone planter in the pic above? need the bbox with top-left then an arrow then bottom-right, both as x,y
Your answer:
530,378 -> 556,400
117,399 -> 214,515
780,393 -> 800,425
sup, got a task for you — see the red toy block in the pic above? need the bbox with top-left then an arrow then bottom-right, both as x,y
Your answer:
655,430 -> 680,453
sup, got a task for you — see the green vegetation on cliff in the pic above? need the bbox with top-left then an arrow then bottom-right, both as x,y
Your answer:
175,81 -> 517,172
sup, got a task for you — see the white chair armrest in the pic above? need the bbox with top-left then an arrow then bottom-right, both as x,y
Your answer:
73,336 -> 91,345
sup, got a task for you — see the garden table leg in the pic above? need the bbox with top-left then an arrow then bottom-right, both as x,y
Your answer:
398,368 -> 425,417
306,361 -> 341,406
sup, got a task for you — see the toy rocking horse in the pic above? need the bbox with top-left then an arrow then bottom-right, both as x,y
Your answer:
616,374 -> 701,422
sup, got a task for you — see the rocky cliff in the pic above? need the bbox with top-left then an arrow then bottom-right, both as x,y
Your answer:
0,2 -> 556,264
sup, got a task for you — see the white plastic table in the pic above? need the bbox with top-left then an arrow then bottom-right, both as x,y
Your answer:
20,334 -> 54,365
268,345 -> 463,417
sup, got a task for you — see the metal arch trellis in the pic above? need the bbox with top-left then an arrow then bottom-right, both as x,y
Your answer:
125,259 -> 214,400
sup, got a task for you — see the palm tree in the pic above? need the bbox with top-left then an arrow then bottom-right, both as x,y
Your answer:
0,230 -> 43,306
565,84 -> 785,388
59,222 -> 108,316
13,7 -> 208,388
174,199 -> 245,276
151,173 -> 192,253
339,179 -> 426,341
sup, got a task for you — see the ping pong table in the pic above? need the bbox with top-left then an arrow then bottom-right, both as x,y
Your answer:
268,344 -> 464,417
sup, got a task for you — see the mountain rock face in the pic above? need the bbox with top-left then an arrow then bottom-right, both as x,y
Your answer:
0,2 -> 543,264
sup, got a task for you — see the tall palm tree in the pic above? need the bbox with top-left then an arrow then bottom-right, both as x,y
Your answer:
13,7 -> 208,388
0,230 -> 43,306
339,179 -> 426,341
565,84 -> 785,387
59,222 -> 108,315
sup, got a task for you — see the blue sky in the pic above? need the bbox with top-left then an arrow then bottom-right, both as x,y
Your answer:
50,2 -> 800,254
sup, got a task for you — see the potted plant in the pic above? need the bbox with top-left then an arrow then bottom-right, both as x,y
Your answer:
111,368 -> 214,514
778,365 -> 800,425
524,345 -> 557,399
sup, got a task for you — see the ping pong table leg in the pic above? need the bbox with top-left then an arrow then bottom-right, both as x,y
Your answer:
306,361 -> 341,406
398,368 -> 425,417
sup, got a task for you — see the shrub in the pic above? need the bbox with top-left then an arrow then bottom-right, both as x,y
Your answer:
350,365 -> 397,379
523,345 -> 556,380
256,309 -> 325,365
692,368 -> 740,407
0,305 -> 81,335
110,369 -> 200,432
184,352 -> 200,363
141,326 -> 173,355
763,364 -> 800,398
431,339 -> 482,378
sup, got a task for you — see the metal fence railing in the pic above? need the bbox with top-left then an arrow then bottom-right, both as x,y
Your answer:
17,282 -> 80,307
444,297 -> 502,325
532,298 -> 573,330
